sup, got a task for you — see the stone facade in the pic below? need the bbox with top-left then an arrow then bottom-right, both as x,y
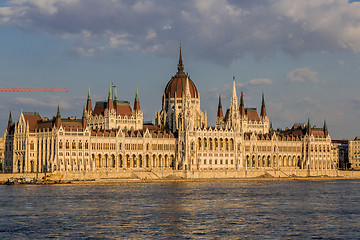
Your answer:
3,48 -> 336,175
348,137 -> 360,170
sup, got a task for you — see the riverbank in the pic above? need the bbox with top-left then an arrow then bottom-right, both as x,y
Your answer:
69,175 -> 360,184
1,169 -> 360,184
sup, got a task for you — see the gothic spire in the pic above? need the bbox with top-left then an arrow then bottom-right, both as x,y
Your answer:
177,42 -> 184,73
133,84 -> 140,111
55,105 -> 62,128
108,84 -> 112,100
185,76 -> 191,98
107,84 -> 114,110
135,84 -> 139,101
86,87 -> 92,112
8,111 -> 12,125
82,106 -> 87,129
323,118 -> 328,136
217,94 -> 223,118
260,93 -> 267,118
56,105 -> 61,119
231,76 -> 237,101
307,117 -> 311,135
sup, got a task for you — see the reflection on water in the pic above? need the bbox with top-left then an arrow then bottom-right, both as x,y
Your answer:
0,180 -> 360,239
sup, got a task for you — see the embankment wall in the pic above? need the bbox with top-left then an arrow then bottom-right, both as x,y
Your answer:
1,169 -> 360,182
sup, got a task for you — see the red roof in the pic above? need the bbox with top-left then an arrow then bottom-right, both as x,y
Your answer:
143,124 -> 160,131
246,109 -> 260,121
164,72 -> 198,98
23,114 -> 42,132
61,120 -> 82,131
93,101 -> 132,116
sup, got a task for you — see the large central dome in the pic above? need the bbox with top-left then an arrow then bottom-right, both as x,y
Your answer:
164,47 -> 199,98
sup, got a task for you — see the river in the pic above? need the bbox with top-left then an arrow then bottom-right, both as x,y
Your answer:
0,179 -> 359,239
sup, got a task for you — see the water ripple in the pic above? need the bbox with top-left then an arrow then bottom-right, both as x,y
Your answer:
0,180 -> 359,239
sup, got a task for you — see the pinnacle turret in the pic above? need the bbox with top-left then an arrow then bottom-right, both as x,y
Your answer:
323,118 -> 328,136
82,107 -> 87,129
307,117 -> 311,135
177,43 -> 184,73
56,105 -> 61,119
217,94 -> 223,118
134,84 -> 140,111
107,84 -> 114,110
55,105 -> 62,128
260,93 -> 267,118
86,87 -> 92,112
8,111 -> 12,125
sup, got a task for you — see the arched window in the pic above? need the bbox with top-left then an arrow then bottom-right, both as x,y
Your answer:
139,155 -> 143,168
119,155 -> 123,168
112,155 -> 115,168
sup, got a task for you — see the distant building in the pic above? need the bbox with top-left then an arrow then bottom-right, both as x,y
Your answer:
332,140 -> 349,169
3,47 -> 336,175
348,137 -> 360,170
0,137 -> 4,172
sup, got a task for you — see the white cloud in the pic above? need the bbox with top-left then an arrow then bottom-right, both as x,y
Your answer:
248,78 -> 272,85
287,67 -> 320,84
14,96 -> 72,109
1,0 -> 360,64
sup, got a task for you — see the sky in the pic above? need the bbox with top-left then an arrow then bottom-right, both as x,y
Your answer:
1,0 -> 360,139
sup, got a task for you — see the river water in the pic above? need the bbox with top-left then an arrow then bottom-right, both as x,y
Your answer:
0,179 -> 359,239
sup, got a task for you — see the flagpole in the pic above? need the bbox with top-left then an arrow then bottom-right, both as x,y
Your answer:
111,82 -> 114,100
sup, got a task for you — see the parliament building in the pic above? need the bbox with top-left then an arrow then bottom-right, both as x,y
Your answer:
3,48 -> 336,175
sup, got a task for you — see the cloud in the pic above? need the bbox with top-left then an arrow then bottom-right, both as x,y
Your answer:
301,97 -> 321,110
14,96 -> 73,109
287,67 -> 320,84
352,97 -> 360,109
1,0 -> 360,64
248,78 -> 272,85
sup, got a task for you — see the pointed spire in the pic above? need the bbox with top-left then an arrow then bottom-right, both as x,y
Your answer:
82,107 -> 87,129
55,105 -> 62,128
260,93 -> 267,118
240,92 -> 245,116
231,76 -> 237,100
8,111 -> 12,125
56,105 -> 61,118
108,84 -> 112,100
177,42 -> 184,73
133,84 -> 140,111
185,76 -> 191,98
307,117 -> 311,135
323,118 -> 328,136
107,84 -> 114,110
86,87 -> 92,112
217,94 -> 223,118
135,84 -> 139,101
